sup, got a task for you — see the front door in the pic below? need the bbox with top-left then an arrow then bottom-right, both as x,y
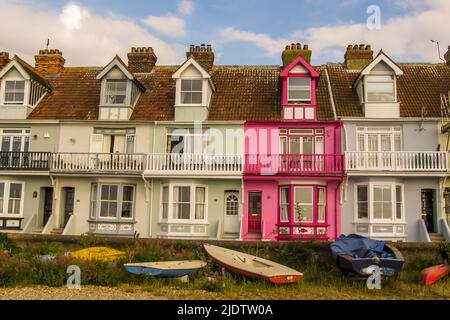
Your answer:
62,188 -> 75,228
43,187 -> 53,227
224,192 -> 240,233
248,192 -> 262,234
421,189 -> 434,232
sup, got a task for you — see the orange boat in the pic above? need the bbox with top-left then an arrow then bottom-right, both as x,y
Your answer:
421,264 -> 450,285
204,244 -> 303,284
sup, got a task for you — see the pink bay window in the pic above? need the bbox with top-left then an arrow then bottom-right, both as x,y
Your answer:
277,185 -> 328,240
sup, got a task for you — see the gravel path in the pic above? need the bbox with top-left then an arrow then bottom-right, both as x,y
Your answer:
0,285 -> 163,300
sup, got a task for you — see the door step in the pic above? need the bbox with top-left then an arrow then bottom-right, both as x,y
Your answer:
429,233 -> 445,242
221,233 -> 239,240
32,228 -> 43,234
50,228 -> 64,235
244,233 -> 262,241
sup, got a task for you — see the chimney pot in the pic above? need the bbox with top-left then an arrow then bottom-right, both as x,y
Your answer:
345,43 -> 373,69
35,48 -> 65,75
0,52 -> 10,69
186,44 -> 215,71
127,46 -> 157,73
282,42 -> 312,66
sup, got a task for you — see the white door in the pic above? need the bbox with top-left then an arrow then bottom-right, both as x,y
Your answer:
223,192 -> 240,233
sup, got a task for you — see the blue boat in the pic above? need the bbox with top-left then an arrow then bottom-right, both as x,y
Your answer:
331,234 -> 404,277
124,260 -> 207,277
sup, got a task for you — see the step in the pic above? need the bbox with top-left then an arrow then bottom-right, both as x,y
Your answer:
429,233 -> 445,242
50,228 -> 64,235
32,229 -> 43,234
221,233 -> 239,240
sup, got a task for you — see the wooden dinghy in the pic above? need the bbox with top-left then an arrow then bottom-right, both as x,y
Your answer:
204,244 -> 303,284
70,246 -> 126,262
421,264 -> 450,286
124,260 -> 207,277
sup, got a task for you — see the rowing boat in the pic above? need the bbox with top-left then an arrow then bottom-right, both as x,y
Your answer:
124,260 -> 207,277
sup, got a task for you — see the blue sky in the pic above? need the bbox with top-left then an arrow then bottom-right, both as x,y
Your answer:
0,0 -> 449,66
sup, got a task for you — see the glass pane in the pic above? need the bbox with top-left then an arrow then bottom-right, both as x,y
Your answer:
162,204 -> 168,219
280,205 -> 289,222
382,202 -> 392,219
357,186 -> 368,202
380,135 -> 391,151
358,202 -> 368,219
9,183 -> 22,198
318,188 -> 325,204
289,77 -> 310,87
15,81 -> 25,90
373,187 -> 382,201
357,134 -> 364,151
0,183 -> 4,197
180,186 -> 190,202
196,187 -> 205,203
109,202 -> 117,217
367,75 -> 394,82
121,202 -> 132,218
191,80 -> 202,91
179,203 -> 190,219
123,186 -> 134,201
289,137 -> 301,154
181,80 -> 191,91
5,81 -> 15,90
12,137 -> 21,152
373,202 -> 382,219
195,204 -> 204,219
394,134 -> 401,151
383,187 -> 392,201
162,187 -> 168,203
288,90 -> 310,101
1,136 -> 10,151
296,205 -> 313,222
396,186 -> 402,202
101,185 -> 109,200
303,137 -> 313,154
368,135 -> 378,151
100,202 -> 109,217
109,185 -> 118,201
295,187 -> 312,204
181,92 -> 191,104
191,92 -> 202,104
315,136 -> 324,154
318,205 -> 325,222
280,137 -> 287,154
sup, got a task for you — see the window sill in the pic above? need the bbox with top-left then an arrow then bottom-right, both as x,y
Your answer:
88,219 -> 136,224
158,220 -> 209,225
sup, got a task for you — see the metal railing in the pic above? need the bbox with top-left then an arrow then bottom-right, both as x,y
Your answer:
0,151 -> 51,170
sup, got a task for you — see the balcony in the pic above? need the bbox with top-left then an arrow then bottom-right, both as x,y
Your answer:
51,153 -> 146,175
0,152 -> 50,171
144,153 -> 243,177
345,151 -> 448,173
244,154 -> 345,176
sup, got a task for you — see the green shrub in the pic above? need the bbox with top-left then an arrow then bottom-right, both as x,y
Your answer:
437,242 -> 450,263
0,233 -> 20,254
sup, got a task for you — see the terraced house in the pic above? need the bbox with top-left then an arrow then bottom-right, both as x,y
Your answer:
0,42 -> 449,243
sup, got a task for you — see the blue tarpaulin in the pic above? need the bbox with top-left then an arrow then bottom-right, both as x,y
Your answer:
331,234 -> 390,261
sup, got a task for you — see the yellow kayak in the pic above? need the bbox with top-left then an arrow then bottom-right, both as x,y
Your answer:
70,246 -> 126,262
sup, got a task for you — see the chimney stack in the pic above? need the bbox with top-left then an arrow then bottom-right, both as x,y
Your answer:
344,44 -> 373,69
127,47 -> 157,73
282,43 -> 312,67
0,52 -> 10,69
35,49 -> 65,75
444,45 -> 450,67
186,44 -> 215,72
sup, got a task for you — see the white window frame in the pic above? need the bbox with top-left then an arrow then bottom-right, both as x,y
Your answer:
3,80 -> 26,105
179,79 -> 204,106
166,128 -> 210,154
91,184 -> 135,221
354,182 -> 404,223
0,181 -> 25,217
287,77 -> 311,104
225,192 -> 239,217
100,78 -> 131,107
356,127 -> 402,152
0,128 -> 31,152
159,183 -> 208,224
364,75 -> 397,103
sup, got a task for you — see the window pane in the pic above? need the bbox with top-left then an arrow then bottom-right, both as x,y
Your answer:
373,202 -> 382,219
191,80 -> 202,91
121,202 -> 132,218
9,183 -> 22,198
181,80 -> 191,91
289,137 -> 301,154
196,187 -> 205,203
303,137 -> 313,154
289,77 -> 310,86
181,92 -> 192,104
357,185 -> 368,219
5,81 -> 15,90
296,205 -> 313,222
191,92 -> 202,104
226,194 -> 239,216
358,202 -> 368,219
357,185 -> 368,202
109,185 -> 118,201
295,187 -> 312,204
288,90 -> 310,101
373,187 -> 382,201
180,186 -> 190,202
382,203 -> 392,219
280,188 -> 290,222
382,187 -> 392,201
109,202 -> 117,217
396,186 -> 402,219
101,185 -> 109,200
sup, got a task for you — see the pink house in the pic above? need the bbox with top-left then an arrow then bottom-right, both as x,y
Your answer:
242,44 -> 346,241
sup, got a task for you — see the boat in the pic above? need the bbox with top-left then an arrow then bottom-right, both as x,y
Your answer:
421,264 -> 450,285
331,234 -> 404,277
203,244 -> 303,284
124,260 -> 207,277
70,246 -> 126,262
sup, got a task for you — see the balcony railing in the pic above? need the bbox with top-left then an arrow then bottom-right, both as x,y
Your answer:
145,153 -> 243,175
345,151 -> 449,172
0,152 -> 50,170
51,153 -> 146,174
244,154 -> 345,175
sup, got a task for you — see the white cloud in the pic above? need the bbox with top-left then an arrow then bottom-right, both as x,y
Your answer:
59,2 -> 87,30
218,0 -> 450,63
218,27 -> 291,56
142,14 -> 186,37
0,0 -> 184,66
178,0 -> 194,15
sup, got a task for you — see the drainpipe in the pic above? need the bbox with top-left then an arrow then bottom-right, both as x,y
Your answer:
142,175 -> 152,238
334,181 -> 343,240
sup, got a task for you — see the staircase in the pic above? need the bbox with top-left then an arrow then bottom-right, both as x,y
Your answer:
429,233 -> 445,243
50,228 -> 64,235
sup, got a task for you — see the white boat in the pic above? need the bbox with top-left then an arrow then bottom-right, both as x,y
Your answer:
204,244 -> 303,284
125,260 -> 207,277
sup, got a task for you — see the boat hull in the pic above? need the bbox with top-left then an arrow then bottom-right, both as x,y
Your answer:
124,260 -> 206,278
421,264 -> 450,285
125,266 -> 202,277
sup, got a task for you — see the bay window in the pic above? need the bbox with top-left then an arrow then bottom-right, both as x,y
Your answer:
91,184 -> 135,220
180,79 -> 203,104
287,77 -> 311,104
0,181 -> 24,216
104,79 -> 127,105
366,75 -> 395,102
161,184 -> 208,222
294,187 -> 313,222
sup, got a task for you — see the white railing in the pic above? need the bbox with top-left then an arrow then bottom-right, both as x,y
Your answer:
418,219 -> 431,243
51,153 -> 146,173
346,151 -> 448,172
145,153 -> 243,175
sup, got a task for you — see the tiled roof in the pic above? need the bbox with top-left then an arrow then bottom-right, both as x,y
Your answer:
12,55 -> 52,90
326,63 -> 450,118
29,64 -> 336,121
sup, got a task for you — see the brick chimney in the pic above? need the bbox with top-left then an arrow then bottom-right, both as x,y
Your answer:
186,44 -> 215,72
444,45 -> 450,67
127,47 -> 157,73
344,44 -> 373,69
35,49 -> 65,75
0,52 -> 10,69
282,43 -> 312,67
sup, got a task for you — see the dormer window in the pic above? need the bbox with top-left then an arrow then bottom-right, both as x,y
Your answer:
4,80 -> 25,105
181,79 -> 203,104
105,79 -> 127,105
288,77 -> 311,104
366,75 -> 395,102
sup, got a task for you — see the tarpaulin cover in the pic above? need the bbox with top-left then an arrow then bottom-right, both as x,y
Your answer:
331,234 -> 389,261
